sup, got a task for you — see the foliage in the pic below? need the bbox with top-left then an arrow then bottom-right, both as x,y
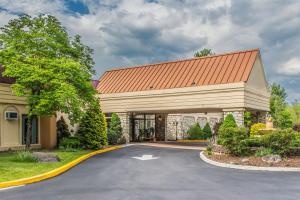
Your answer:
255,148 -> 273,157
12,151 -> 38,163
203,122 -> 212,139
218,127 -> 250,156
244,111 -> 252,127
250,123 -> 266,137
0,15 -> 95,148
76,99 -> 107,149
206,145 -> 213,156
194,48 -> 215,57
219,114 -> 237,131
292,134 -> 300,147
59,137 -> 81,149
269,83 -> 293,129
56,116 -> 70,146
243,138 -> 262,147
287,101 -> 300,124
213,121 -> 223,135
108,113 -> 125,145
187,123 -> 204,140
276,110 -> 293,129
260,129 -> 296,156
293,124 -> 300,132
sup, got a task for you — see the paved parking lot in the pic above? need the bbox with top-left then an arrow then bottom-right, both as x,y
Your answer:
1,145 -> 300,200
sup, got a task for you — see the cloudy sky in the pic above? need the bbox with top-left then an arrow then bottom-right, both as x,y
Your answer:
0,0 -> 299,101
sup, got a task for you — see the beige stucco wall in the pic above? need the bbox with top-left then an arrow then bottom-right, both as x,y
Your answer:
0,83 -> 56,150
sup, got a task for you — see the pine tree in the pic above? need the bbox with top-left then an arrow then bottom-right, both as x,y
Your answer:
56,116 -> 70,146
203,122 -> 212,139
220,114 -> 237,129
76,99 -> 107,149
108,113 -> 124,145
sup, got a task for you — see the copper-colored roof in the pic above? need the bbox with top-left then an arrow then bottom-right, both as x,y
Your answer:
97,49 -> 259,94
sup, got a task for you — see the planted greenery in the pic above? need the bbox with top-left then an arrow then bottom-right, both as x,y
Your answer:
250,123 -> 266,137
12,151 -> 38,163
203,122 -> 212,139
60,137 -> 81,150
219,114 -> 237,130
255,148 -> 273,157
77,99 -> 107,149
187,123 -> 204,140
57,116 -> 71,147
108,113 -> 125,145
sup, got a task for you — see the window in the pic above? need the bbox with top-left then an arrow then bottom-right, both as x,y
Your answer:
22,115 -> 38,145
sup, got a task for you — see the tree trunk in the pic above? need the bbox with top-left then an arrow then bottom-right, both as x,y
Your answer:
25,114 -> 33,150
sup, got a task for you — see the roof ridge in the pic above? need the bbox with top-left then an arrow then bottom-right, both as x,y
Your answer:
104,48 -> 260,73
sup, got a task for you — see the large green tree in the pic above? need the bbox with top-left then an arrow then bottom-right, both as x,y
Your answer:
269,83 -> 292,128
0,15 -> 95,148
194,48 -> 215,57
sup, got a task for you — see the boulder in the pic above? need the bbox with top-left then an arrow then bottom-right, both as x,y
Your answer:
262,154 -> 282,164
32,152 -> 60,163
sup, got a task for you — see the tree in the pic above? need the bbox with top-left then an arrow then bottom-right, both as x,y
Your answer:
108,113 -> 124,145
187,123 -> 204,140
203,122 -> 212,139
56,116 -> 70,146
0,15 -> 95,148
194,48 -> 215,57
269,83 -> 292,128
220,114 -> 237,130
244,111 -> 252,127
76,99 -> 107,149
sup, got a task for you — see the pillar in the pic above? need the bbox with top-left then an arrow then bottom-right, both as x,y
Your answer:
117,112 -> 130,143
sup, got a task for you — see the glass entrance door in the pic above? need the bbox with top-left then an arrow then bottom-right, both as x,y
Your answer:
132,114 -> 155,142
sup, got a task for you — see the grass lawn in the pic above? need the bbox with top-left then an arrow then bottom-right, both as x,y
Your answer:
0,149 -> 92,182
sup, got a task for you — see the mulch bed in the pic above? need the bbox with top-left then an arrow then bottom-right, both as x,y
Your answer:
206,153 -> 300,167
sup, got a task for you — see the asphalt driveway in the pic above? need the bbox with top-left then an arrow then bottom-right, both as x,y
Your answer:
1,145 -> 300,200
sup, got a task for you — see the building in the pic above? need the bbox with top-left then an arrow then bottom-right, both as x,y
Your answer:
97,49 -> 270,142
0,67 -> 56,151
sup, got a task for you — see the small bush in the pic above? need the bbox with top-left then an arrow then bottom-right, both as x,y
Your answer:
206,145 -> 213,156
203,122 -> 212,139
187,123 -> 204,140
255,148 -> 273,157
293,124 -> 300,132
12,151 -> 38,163
244,111 -> 253,127
218,127 -> 250,156
219,114 -> 237,131
60,137 -> 81,149
244,138 -> 262,147
108,113 -> 124,145
261,129 -> 296,156
292,134 -> 300,147
56,116 -> 70,146
250,123 -> 266,137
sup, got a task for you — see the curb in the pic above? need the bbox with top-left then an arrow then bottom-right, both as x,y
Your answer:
200,151 -> 300,172
0,145 -> 124,189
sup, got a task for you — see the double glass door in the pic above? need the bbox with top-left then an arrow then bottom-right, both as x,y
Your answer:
133,114 -> 155,142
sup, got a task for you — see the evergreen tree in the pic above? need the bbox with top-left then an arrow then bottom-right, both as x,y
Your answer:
220,114 -> 237,129
203,122 -> 212,139
187,123 -> 204,140
56,116 -> 70,146
76,99 -> 107,149
108,113 -> 124,145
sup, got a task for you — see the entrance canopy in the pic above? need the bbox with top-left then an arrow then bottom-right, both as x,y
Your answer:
97,48 -> 270,114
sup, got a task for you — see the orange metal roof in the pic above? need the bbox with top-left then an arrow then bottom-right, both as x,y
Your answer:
97,49 -> 259,94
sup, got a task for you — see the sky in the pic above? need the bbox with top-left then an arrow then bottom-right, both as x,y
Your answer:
0,0 -> 299,101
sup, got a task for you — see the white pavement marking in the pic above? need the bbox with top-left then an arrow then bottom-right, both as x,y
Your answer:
0,185 -> 25,192
132,154 -> 160,161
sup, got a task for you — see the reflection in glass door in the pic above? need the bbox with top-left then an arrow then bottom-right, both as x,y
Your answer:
132,114 -> 155,142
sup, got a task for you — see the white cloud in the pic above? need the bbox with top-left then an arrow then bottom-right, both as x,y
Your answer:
280,58 -> 300,75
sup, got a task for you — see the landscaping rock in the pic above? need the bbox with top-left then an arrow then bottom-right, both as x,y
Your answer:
241,158 -> 249,163
212,144 -> 229,154
262,155 -> 282,164
32,152 -> 60,163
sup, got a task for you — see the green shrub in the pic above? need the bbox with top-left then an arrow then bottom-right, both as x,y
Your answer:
77,99 -> 108,149
12,151 -> 38,163
244,111 -> 253,127
292,134 -> 300,147
56,116 -> 70,146
206,145 -> 213,156
187,123 -> 204,140
203,122 -> 212,139
218,127 -> 250,156
276,110 -> 293,129
255,148 -> 273,157
108,113 -> 124,145
60,137 -> 81,149
219,114 -> 237,130
250,123 -> 266,137
244,138 -> 262,147
260,129 -> 296,156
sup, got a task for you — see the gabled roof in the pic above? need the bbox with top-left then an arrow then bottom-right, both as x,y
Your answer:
97,48 -> 259,94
